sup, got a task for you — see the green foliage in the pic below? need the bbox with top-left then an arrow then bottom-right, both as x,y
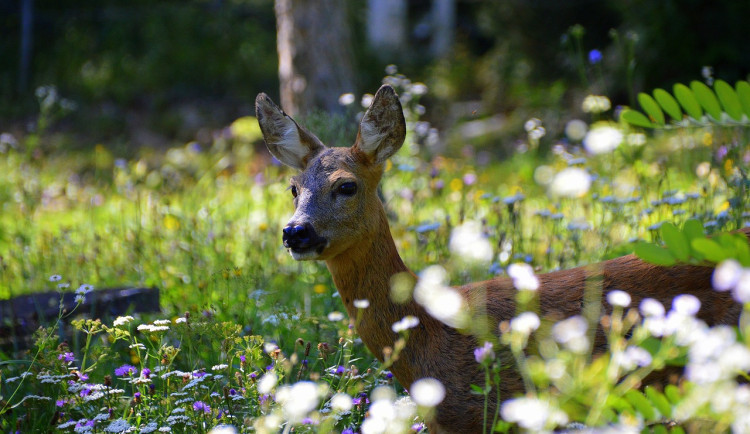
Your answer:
635,219 -> 750,267
634,219 -> 750,267
624,79 -> 750,128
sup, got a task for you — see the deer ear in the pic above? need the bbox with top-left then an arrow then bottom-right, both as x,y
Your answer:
255,93 -> 325,170
353,85 -> 406,165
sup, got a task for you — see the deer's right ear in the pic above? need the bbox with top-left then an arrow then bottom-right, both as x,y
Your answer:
255,93 -> 325,170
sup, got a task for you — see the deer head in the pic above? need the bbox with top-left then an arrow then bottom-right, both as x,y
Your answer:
256,85 -> 407,261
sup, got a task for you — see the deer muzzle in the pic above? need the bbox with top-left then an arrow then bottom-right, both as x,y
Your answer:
282,222 -> 327,259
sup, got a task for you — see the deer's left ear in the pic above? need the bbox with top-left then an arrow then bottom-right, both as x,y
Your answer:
352,85 -> 406,165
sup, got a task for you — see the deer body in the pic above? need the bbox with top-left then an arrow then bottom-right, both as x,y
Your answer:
256,85 -> 742,433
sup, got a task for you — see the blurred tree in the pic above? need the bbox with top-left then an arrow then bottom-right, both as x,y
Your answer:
275,0 -> 356,116
429,0 -> 454,58
367,0 -> 407,60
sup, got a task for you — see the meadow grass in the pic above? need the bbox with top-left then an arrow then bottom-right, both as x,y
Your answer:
1,78 -> 749,432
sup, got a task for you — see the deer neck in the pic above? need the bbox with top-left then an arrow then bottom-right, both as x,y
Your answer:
324,206 -> 425,361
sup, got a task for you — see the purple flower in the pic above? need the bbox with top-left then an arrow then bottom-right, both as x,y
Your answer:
58,352 -> 75,363
385,371 -> 393,379
588,49 -> 603,64
463,173 -> 477,186
80,386 -> 92,397
239,355 -> 246,363
265,364 -> 274,371
717,145 -> 728,161
342,429 -> 355,434
193,371 -> 207,378
56,399 -> 66,407
249,372 -> 258,380
114,364 -> 138,377
141,368 -> 151,378
75,419 -> 95,429
335,365 -> 346,375
474,341 -> 495,364
193,400 -> 211,413
229,388 -> 237,396
134,392 -> 141,399
75,371 -> 89,382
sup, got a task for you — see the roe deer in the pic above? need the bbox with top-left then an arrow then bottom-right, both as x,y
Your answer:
256,85 -> 745,433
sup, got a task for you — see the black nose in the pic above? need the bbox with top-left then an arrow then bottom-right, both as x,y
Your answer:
282,222 -> 326,252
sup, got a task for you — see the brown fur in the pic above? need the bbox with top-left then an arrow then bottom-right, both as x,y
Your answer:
257,85 -> 746,433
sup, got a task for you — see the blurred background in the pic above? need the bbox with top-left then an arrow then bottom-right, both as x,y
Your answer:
1,0 -> 749,157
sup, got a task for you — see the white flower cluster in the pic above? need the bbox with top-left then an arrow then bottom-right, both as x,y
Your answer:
548,167 -> 591,198
137,320 -> 170,333
449,220 -> 493,263
392,315 -> 419,333
360,386 -> 418,434
507,263 -> 540,291
582,95 -> 611,113
712,259 -> 750,302
113,315 -> 135,327
414,265 -> 468,328
583,125 -> 623,155
500,397 -> 568,432
275,381 -> 323,423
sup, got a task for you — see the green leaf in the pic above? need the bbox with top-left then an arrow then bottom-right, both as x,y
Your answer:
714,80 -> 744,121
621,109 -> 655,128
653,88 -> 682,121
737,81 -> 750,118
673,83 -> 703,120
660,222 -> 689,262
691,80 -> 722,120
634,241 -> 676,266
683,220 -> 706,261
670,427 -> 686,434
690,238 -> 728,264
638,93 -> 665,125
645,386 -> 673,418
664,384 -> 682,405
682,219 -> 704,242
625,389 -> 656,420
469,384 -> 484,395
652,425 -> 669,434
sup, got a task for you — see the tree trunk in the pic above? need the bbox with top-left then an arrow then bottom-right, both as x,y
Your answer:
430,0 -> 455,58
275,0 -> 356,116
366,0 -> 407,60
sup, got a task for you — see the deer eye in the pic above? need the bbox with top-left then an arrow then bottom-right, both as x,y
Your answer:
337,182 -> 357,196
290,185 -> 298,198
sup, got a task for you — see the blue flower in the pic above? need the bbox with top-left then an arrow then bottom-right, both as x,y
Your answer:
589,49 -> 603,64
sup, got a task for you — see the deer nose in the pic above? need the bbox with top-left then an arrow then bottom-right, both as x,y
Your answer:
282,222 -> 324,252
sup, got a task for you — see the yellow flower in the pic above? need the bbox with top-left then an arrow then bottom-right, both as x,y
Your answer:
716,200 -> 730,215
259,222 -> 268,231
724,159 -> 734,175
702,132 -> 713,146
449,178 -> 462,192
163,214 -> 180,231
314,284 -> 327,294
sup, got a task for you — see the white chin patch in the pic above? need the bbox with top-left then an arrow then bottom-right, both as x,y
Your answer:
290,250 -> 321,261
